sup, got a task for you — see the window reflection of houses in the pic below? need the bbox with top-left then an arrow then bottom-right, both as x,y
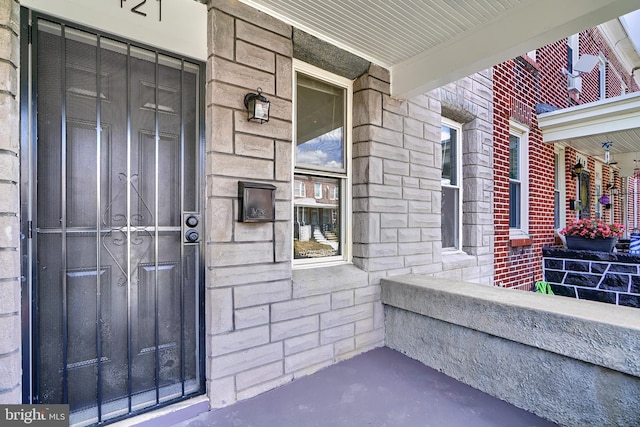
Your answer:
294,175 -> 340,258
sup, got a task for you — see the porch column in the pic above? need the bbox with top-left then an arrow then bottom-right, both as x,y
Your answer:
0,0 -> 21,404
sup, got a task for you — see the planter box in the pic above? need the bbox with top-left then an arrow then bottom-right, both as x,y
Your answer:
565,235 -> 616,252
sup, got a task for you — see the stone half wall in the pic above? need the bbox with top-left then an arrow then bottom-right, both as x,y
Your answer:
382,275 -> 640,427
542,247 -> 640,307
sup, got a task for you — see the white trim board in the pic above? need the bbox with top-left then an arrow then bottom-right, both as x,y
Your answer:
23,0 -> 207,61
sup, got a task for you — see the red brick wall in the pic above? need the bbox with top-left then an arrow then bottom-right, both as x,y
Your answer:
493,25 -> 638,288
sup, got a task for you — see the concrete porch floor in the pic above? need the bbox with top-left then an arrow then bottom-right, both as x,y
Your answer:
175,347 -> 557,427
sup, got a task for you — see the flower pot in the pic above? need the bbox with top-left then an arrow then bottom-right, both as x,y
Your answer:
565,235 -> 616,252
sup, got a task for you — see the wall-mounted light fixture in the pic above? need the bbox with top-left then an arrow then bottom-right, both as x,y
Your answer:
571,161 -> 583,178
602,141 -> 613,164
244,87 -> 270,124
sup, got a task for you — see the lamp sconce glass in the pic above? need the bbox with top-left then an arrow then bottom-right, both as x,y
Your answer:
571,161 -> 583,178
244,87 -> 270,124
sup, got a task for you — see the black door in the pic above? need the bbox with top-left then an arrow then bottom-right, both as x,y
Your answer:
28,16 -> 204,426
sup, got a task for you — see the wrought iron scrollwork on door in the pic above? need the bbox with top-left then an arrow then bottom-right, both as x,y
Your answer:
102,173 -> 154,286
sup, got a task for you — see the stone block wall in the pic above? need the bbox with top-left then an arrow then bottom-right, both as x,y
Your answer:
205,0 -> 495,409
439,72 -> 494,283
352,68 -> 494,285
543,247 -> 640,307
206,0 -> 387,409
0,0 -> 20,405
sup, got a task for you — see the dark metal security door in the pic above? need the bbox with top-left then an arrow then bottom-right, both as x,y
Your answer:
28,17 -> 204,426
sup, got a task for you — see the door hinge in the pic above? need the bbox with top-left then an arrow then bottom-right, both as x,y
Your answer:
27,220 -> 32,239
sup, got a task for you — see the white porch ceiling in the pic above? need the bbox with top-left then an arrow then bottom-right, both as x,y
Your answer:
538,92 -> 640,177
239,0 -> 640,99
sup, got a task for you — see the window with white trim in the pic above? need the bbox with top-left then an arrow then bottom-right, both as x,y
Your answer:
293,61 -> 352,264
330,185 -> 338,201
294,180 -> 305,197
554,152 -> 560,229
567,34 -> 578,75
441,119 -> 463,251
598,55 -> 606,100
509,123 -> 529,234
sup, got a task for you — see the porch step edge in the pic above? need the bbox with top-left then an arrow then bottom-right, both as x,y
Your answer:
109,395 -> 209,427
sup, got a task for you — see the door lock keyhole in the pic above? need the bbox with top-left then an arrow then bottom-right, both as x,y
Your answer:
185,215 -> 199,227
184,214 -> 200,242
185,229 -> 199,242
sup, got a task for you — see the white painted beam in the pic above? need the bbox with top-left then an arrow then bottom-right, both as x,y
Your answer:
391,0 -> 640,99
538,92 -> 640,143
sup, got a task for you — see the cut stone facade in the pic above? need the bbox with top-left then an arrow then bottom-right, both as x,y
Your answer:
204,0 -> 495,408
0,0 -> 499,411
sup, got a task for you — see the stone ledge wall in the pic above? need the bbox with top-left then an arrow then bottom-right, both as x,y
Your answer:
543,247 -> 640,308
382,275 -> 640,427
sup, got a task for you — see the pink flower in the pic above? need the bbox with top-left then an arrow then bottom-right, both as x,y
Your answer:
561,218 -> 625,239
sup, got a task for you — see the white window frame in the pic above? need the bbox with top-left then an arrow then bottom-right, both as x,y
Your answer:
314,183 -> 322,199
441,118 -> 463,252
554,145 -> 566,230
294,180 -> 305,198
330,185 -> 338,201
509,121 -> 529,238
293,60 -> 353,267
598,54 -> 606,100
567,34 -> 579,74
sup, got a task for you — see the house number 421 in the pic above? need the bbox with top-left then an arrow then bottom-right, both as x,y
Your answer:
120,0 -> 162,21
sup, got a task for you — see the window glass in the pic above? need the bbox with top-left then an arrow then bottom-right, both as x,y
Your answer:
509,133 -> 522,229
294,175 -> 341,259
441,126 -> 457,186
441,121 -> 462,251
295,74 -> 345,172
294,66 -> 350,263
509,135 -> 519,180
598,59 -> 606,99
509,181 -> 521,229
442,186 -> 459,249
554,153 -> 560,229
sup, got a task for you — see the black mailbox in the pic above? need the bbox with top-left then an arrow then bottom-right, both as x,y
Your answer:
238,181 -> 276,222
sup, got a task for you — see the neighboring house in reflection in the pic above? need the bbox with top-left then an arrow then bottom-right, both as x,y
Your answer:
294,175 -> 340,258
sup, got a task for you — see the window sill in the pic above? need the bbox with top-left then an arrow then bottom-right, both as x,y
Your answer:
442,251 -> 477,271
292,263 -> 367,290
510,237 -> 533,247
293,258 -> 350,270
